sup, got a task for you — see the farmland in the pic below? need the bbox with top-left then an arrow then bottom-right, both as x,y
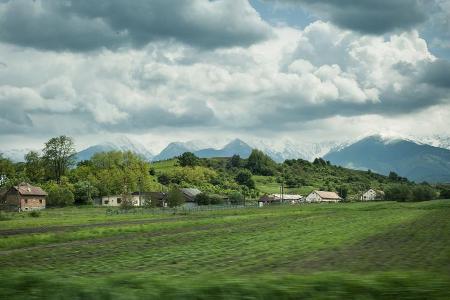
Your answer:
1,200 -> 450,299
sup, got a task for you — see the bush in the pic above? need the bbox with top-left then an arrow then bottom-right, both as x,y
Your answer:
229,192 -> 244,205
120,193 -> 134,210
235,170 -> 255,189
167,189 -> 185,208
47,186 -> 75,207
209,194 -> 224,205
385,184 -> 413,202
412,185 -> 436,201
195,193 -> 211,205
28,210 -> 41,218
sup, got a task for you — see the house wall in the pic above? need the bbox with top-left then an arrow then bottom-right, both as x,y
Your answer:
20,196 -> 46,211
4,193 -> 45,211
101,195 -> 141,206
305,192 -> 321,203
361,189 -> 377,201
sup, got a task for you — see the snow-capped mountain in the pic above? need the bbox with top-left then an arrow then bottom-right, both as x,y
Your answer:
411,135 -> 450,150
76,136 -> 154,162
152,139 -> 253,161
247,139 -> 351,162
324,135 -> 450,183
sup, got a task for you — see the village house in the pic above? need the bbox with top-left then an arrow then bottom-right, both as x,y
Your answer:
305,190 -> 342,203
101,193 -> 142,207
0,182 -> 47,211
360,189 -> 385,201
100,191 -> 168,207
180,188 -> 202,207
258,194 -> 303,206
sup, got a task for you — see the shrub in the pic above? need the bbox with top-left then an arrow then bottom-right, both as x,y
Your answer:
28,210 -> 41,218
229,192 -> 244,205
385,184 -> 412,202
412,185 -> 436,201
195,193 -> 211,205
120,193 -> 134,210
47,186 -> 75,207
167,189 -> 185,207
235,170 -> 255,189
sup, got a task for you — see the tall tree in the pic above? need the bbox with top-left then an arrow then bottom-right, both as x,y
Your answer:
0,153 -> 15,187
24,151 -> 44,183
178,152 -> 199,167
246,149 -> 276,176
42,136 -> 76,183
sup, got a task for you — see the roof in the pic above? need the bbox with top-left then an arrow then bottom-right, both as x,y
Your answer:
271,194 -> 303,200
259,194 -> 303,202
12,183 -> 47,196
180,188 -> 201,198
365,189 -> 385,195
315,191 -> 341,200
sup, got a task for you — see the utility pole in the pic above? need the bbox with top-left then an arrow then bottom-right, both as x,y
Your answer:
138,177 -> 142,206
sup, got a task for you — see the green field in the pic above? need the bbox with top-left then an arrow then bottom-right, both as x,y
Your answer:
1,200 -> 450,299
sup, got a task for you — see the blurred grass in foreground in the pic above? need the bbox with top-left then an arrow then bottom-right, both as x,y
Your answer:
0,271 -> 449,300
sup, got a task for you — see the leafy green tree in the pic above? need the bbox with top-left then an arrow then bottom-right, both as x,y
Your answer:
235,169 -> 255,189
24,151 -> 45,183
178,152 -> 199,167
438,186 -> 450,199
195,193 -> 211,205
120,192 -> 134,210
227,154 -> 242,169
157,173 -> 171,185
73,181 -> 98,205
0,154 -> 15,187
167,188 -> 185,207
42,136 -> 76,183
47,184 -> 75,207
338,185 -> 348,200
385,184 -> 412,202
246,149 -> 276,176
229,192 -> 244,205
412,185 -> 436,201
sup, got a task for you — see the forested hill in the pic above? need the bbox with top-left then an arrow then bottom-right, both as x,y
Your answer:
151,151 -> 442,201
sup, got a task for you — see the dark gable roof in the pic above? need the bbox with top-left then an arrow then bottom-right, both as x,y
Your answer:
12,183 -> 47,196
180,188 -> 201,198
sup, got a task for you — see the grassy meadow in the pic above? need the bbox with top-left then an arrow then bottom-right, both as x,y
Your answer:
1,200 -> 450,299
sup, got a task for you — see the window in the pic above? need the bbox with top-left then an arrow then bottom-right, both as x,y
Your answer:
104,200 -> 109,205
39,199 -> 43,204
117,198 -> 122,204
24,199 -> 28,204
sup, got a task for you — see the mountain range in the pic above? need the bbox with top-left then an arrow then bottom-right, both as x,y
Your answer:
324,135 -> 450,183
3,135 -> 450,183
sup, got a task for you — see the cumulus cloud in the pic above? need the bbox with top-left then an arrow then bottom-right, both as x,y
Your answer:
0,0 -> 271,51
0,1 -> 449,149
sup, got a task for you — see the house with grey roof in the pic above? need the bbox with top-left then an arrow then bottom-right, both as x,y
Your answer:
305,190 -> 342,203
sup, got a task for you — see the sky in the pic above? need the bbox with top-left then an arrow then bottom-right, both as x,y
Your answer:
0,0 -> 450,152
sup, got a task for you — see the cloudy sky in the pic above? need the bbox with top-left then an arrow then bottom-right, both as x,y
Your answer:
1,0 -> 450,152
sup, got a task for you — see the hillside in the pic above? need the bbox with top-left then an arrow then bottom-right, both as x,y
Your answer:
324,135 -> 450,183
152,155 -> 408,199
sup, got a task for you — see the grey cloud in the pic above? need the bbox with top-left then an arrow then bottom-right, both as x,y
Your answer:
0,0 -> 271,52
275,0 -> 426,34
420,59 -> 450,88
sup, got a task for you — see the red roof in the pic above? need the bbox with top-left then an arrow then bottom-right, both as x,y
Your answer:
12,183 -> 47,196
